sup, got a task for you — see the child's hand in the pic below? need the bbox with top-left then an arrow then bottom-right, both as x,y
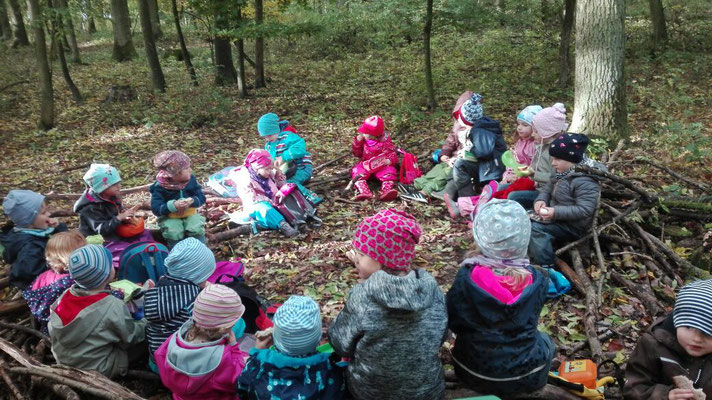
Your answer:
533,201 -> 546,214
47,218 -> 59,227
255,328 -> 273,349
440,155 -> 450,164
356,134 -> 364,141
274,191 -> 285,204
668,389 -> 696,399
539,207 -> 555,221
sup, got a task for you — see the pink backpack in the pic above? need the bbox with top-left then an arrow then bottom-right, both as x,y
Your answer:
398,150 -> 423,184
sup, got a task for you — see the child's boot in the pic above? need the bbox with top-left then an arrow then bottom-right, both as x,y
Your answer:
354,180 -> 373,201
279,221 -> 299,238
379,181 -> 398,201
443,193 -> 460,219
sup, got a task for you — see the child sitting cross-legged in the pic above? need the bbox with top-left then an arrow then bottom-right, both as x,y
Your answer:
237,295 -> 346,399
350,115 -> 399,201
328,209 -> 447,400
625,279 -> 712,400
155,284 -> 248,400
49,245 -> 147,378
446,199 -> 554,397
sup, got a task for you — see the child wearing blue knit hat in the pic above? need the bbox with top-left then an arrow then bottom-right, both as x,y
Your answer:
237,295 -> 346,399
49,245 -> 147,378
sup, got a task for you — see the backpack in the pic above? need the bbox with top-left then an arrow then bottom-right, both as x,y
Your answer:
206,166 -> 240,198
398,149 -> 423,184
118,242 -> 169,284
272,184 -> 323,228
214,273 -> 276,334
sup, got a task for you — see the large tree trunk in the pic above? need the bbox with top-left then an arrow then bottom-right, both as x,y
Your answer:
0,0 -> 13,41
170,0 -> 197,85
570,0 -> 627,140
147,0 -> 161,39
137,0 -> 165,91
7,0 -> 29,46
57,0 -> 81,63
213,9 -> 236,85
423,0 -> 435,110
253,0 -> 265,88
85,0 -> 96,33
48,0 -> 82,103
649,0 -> 667,50
234,5 -> 247,98
26,0 -> 54,129
558,0 -> 575,89
110,0 -> 136,61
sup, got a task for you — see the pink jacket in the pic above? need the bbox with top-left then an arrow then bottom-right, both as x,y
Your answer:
351,134 -> 398,168
233,166 -> 286,214
155,322 -> 246,400
469,265 -> 533,305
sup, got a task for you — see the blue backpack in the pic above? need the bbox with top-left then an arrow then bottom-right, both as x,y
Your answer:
118,242 -> 169,283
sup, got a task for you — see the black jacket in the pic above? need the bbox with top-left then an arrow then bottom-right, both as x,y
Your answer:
0,223 -> 68,289
73,190 -> 122,241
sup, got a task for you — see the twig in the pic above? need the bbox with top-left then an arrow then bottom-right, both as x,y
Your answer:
570,248 -> 603,362
555,202 -> 641,255
564,322 -> 632,354
554,258 -> 585,296
591,195 -> 607,308
59,163 -> 91,173
0,79 -> 30,92
637,157 -> 712,194
645,232 -> 711,280
313,153 -> 351,173
610,270 -> 663,317
332,196 -> 361,205
574,165 -> 657,203
0,321 -> 50,342
10,367 -> 143,400
39,184 -> 153,201
0,359 -> 23,400
0,300 -> 26,315
607,139 -> 625,165
609,251 -> 654,261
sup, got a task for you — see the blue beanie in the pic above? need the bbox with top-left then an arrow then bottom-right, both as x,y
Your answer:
257,113 -> 282,137
69,245 -> 113,289
517,105 -> 543,126
2,190 -> 45,228
674,279 -> 712,336
273,295 -> 322,356
460,93 -> 484,124
83,164 -> 121,194
165,238 -> 216,285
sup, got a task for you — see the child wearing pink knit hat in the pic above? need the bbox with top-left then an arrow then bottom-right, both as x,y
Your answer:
329,209 -> 448,400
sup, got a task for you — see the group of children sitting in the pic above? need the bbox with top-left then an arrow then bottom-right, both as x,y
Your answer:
1,97 -> 710,400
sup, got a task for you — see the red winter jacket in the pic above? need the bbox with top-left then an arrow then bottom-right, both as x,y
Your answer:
352,134 -> 398,170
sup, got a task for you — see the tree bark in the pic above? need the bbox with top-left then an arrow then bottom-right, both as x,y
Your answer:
110,0 -> 136,61
85,0 -> 96,33
146,0 -> 161,39
558,0 -> 574,89
170,0 -> 197,85
0,0 -> 13,41
423,0 -> 435,110
26,0 -> 54,129
49,0 -> 83,104
57,0 -> 81,63
570,0 -> 627,140
253,0 -> 265,88
649,0 -> 667,50
234,5 -> 247,98
7,0 -> 29,46
213,6 -> 236,85
137,0 -> 165,91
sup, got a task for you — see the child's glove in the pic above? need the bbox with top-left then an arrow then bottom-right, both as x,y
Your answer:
130,307 -> 144,320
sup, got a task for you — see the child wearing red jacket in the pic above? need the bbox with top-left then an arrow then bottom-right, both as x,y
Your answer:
351,115 -> 399,201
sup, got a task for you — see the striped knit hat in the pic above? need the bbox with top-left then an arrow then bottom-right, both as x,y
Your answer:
674,279 -> 712,336
193,285 -> 245,329
460,93 -> 484,125
69,245 -> 113,289
273,295 -> 322,356
165,238 -> 216,285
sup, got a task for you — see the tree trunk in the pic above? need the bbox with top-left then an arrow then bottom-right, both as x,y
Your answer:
26,0 -> 54,129
58,0 -> 81,63
137,0 -> 165,91
110,0 -> 136,61
423,0 -> 435,110
85,0 -> 96,33
48,0 -> 82,104
7,0 -> 29,46
0,0 -> 13,41
213,9 -> 236,85
570,0 -> 627,140
558,0 -> 574,89
170,0 -> 197,85
253,0 -> 265,88
649,0 -> 667,50
147,0 -> 161,39
234,5 -> 247,97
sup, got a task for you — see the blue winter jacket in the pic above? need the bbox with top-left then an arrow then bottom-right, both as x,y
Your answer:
0,223 -> 68,289
149,176 -> 206,217
469,116 -> 507,183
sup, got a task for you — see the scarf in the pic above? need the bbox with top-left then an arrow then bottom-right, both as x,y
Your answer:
14,226 -> 55,237
248,167 -> 274,199
156,169 -> 189,191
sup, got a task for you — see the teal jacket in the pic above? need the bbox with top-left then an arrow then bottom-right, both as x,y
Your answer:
264,123 -> 312,170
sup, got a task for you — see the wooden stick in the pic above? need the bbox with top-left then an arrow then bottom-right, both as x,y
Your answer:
0,300 -> 26,315
591,195 -> 607,308
0,360 -> 23,400
40,184 -> 153,201
645,232 -> 711,280
570,248 -> 603,362
610,270 -> 663,317
564,322 -> 632,353
555,202 -> 641,255
0,321 -> 50,342
554,258 -> 585,296
607,139 -> 625,165
313,153 -> 351,173
9,367 -> 144,400
574,165 -> 657,203
637,158 -> 712,194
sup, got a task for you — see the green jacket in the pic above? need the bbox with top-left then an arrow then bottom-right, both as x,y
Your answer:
48,285 -> 146,378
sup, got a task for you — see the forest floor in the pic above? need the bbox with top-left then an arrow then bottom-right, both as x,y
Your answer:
0,23 -> 711,399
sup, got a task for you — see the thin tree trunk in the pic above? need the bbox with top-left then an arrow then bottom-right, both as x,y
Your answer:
558,0 -> 574,89
85,0 -> 95,33
48,0 -> 82,103
570,0 -> 627,140
234,5 -> 247,97
7,0 -> 29,46
170,0 -> 197,85
253,0 -> 265,88
146,0 -> 161,39
0,0 -> 13,41
110,0 -> 136,61
137,0 -> 165,91
423,0 -> 435,110
213,8 -> 236,85
26,0 -> 54,129
58,0 -> 81,63
649,0 -> 667,51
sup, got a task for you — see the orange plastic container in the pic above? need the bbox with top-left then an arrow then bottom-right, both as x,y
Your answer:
558,359 -> 598,389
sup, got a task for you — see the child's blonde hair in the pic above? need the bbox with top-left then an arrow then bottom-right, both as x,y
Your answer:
465,248 -> 532,292
46,231 -> 87,273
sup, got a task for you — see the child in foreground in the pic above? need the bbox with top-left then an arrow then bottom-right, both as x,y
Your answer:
328,209 -> 447,400
624,279 -> 712,400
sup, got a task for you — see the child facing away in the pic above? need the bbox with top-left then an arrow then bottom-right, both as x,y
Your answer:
350,115 -> 399,201
150,151 -> 207,248
155,284 -> 247,400
1,189 -> 68,289
233,149 -> 299,238
446,199 -> 554,397
74,164 -> 153,265
22,230 -> 86,334
237,295 -> 346,399
624,279 -> 712,400
328,209 -> 447,400
527,133 -> 606,268
144,237 -> 216,361
49,245 -> 147,378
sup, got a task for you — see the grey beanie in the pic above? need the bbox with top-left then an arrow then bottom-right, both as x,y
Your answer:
472,199 -> 531,260
2,190 -> 45,228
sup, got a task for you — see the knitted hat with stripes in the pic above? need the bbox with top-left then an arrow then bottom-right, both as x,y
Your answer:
273,295 -> 322,356
193,285 -> 245,329
674,279 -> 712,336
165,238 -> 216,285
460,93 -> 484,125
69,245 -> 113,289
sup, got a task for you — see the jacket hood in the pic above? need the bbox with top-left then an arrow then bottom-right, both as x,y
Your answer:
73,189 -> 99,213
164,320 -> 228,392
650,314 -> 686,354
473,116 -> 503,136
361,269 -> 439,312
49,286 -> 112,348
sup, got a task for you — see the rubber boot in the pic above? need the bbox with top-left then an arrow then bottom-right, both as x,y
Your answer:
379,180 -> 398,201
443,193 -> 460,219
354,180 -> 373,201
279,221 -> 299,238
